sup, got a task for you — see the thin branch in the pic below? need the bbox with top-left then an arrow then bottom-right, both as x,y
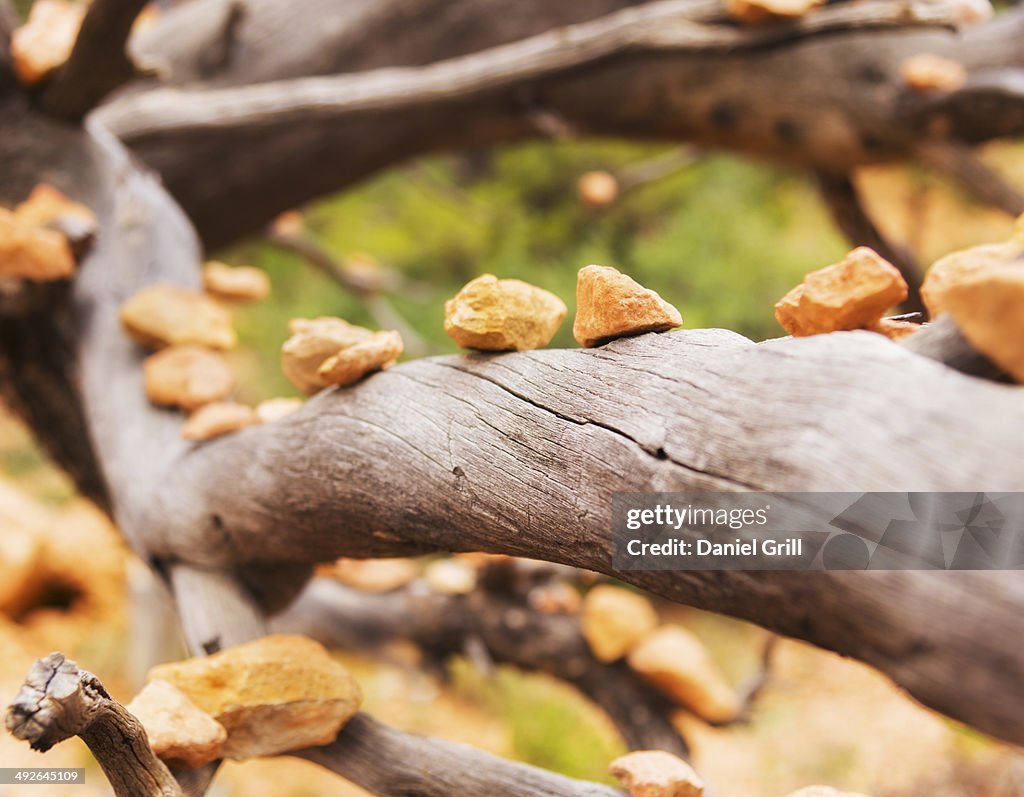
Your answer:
40,0 -> 150,120
815,171 -> 925,313
274,575 -> 689,756
5,653 -> 184,797
916,141 -> 1024,217
99,0 -> 967,137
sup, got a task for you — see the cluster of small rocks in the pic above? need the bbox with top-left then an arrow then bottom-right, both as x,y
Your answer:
0,184 -> 96,282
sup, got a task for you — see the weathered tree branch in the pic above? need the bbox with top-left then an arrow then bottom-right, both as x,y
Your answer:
40,0 -> 150,120
274,575 -> 688,756
5,653 -> 183,797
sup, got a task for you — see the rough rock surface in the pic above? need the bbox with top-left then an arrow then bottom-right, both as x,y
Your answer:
202,262 -> 272,303
317,330 -> 403,387
609,750 -> 705,797
120,284 -> 237,350
126,680 -> 227,768
0,209 -> 75,281
281,317 -> 400,393
627,627 -> 740,723
943,266 -> 1024,382
143,346 -> 234,411
900,53 -> 968,92
573,265 -> 682,347
444,274 -> 567,351
581,585 -> 658,662
774,247 -> 907,336
181,402 -> 258,441
921,216 -> 1024,317
10,0 -> 83,86
148,635 -> 362,760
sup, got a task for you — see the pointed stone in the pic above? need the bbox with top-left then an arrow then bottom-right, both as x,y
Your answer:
574,265 -> 682,347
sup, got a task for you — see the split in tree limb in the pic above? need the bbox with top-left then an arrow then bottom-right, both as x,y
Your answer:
40,0 -> 150,120
5,653 -> 183,797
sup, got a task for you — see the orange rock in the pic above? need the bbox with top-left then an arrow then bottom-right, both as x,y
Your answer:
14,184 -> 95,229
578,171 -> 620,209
255,397 -> 303,424
181,402 -> 258,441
126,680 -> 227,768
10,0 -> 84,86
581,585 -> 659,662
202,262 -> 271,303
869,317 -> 920,342
774,247 -> 908,336
574,265 -> 682,347
725,0 -> 822,23
143,346 -> 234,411
149,635 -> 362,760
921,217 -> 1024,317
0,208 -> 75,281
943,265 -> 1024,382
120,284 -> 237,350
609,750 -> 704,797
900,54 -> 968,92
627,627 -> 740,723
445,275 -> 567,351
317,330 -> 403,387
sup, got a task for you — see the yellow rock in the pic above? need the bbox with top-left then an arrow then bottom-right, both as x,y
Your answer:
900,53 -> 968,92
573,265 -> 682,348
444,274 -> 567,351
921,218 -> 1024,317
181,402 -> 258,441
126,680 -> 227,769
581,585 -> 658,662
202,262 -> 271,303
143,346 -> 234,411
317,330 -> 403,387
627,627 -> 740,723
943,266 -> 1024,382
281,317 -> 400,394
120,284 -> 237,350
774,247 -> 907,336
10,0 -> 84,86
149,635 -> 362,760
609,750 -> 704,797
0,208 -> 75,281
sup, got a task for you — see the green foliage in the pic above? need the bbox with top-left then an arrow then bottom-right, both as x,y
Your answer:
225,141 -> 846,398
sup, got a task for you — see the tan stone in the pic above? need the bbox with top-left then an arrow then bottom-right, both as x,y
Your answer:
868,317 -> 920,342
943,266 -> 1024,382
143,346 -> 234,411
322,558 -> 419,593
444,274 -> 567,351
774,247 -> 908,336
725,0 -> 822,23
126,680 -> 227,768
921,218 -> 1024,317
627,627 -> 740,723
424,558 -> 478,595
317,330 -> 403,387
202,262 -> 271,303
900,53 -> 968,92
581,585 -> 658,662
270,210 -> 305,237
784,788 -> 871,797
15,184 -> 95,229
578,171 -> 620,209
609,750 -> 704,797
574,265 -> 682,347
255,397 -> 303,424
281,317 -> 391,394
181,402 -> 258,441
0,208 -> 75,281
10,0 -> 84,86
149,635 -> 362,760
120,284 -> 237,350
528,582 -> 582,615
